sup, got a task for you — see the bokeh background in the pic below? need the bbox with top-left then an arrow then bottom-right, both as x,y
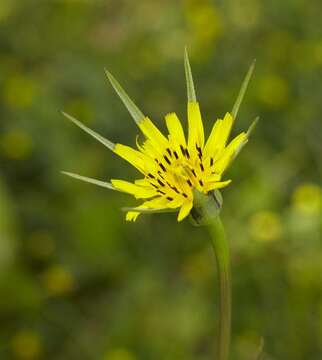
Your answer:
0,0 -> 322,359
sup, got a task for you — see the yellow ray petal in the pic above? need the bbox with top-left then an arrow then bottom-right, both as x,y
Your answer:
126,211 -> 141,221
114,143 -> 156,174
216,112 -> 233,150
203,119 -> 222,158
187,102 -> 204,151
138,117 -> 169,152
213,133 -> 247,174
165,112 -> 186,147
177,201 -> 193,222
204,113 -> 233,158
111,179 -> 156,199
204,179 -> 232,193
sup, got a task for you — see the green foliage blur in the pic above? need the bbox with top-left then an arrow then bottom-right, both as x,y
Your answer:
0,0 -> 321,359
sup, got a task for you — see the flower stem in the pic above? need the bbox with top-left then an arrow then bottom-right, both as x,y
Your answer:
208,217 -> 231,360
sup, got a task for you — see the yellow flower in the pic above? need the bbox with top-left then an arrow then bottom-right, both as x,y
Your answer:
63,49 -> 256,222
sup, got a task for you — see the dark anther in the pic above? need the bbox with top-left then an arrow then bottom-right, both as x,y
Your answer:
182,193 -> 188,198
148,173 -> 155,179
157,190 -> 166,195
199,179 -> 204,186
155,158 -> 159,163
163,155 -> 171,165
173,151 -> 179,159
158,179 -> 165,186
200,163 -> 204,171
166,148 -> 172,157
196,144 -> 202,154
151,183 -> 158,188
187,179 -> 193,187
172,186 -> 180,194
185,148 -> 190,159
159,163 -> 166,172
180,145 -> 185,155
166,196 -> 173,201
210,158 -> 214,166
191,169 -> 196,177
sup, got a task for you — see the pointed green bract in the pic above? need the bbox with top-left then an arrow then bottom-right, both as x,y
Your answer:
62,112 -> 115,150
233,117 -> 258,158
184,47 -> 197,102
247,116 -> 259,137
105,69 -> 145,124
61,171 -> 115,190
231,59 -> 256,121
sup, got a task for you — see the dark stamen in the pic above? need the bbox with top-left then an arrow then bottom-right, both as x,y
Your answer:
159,163 -> 166,172
148,173 -> 155,179
180,145 -> 186,156
173,151 -> 179,159
157,190 -> 165,195
210,158 -> 214,166
172,186 -> 180,194
150,183 -> 158,188
200,163 -> 204,171
158,179 -> 165,187
185,148 -> 190,159
187,179 -> 192,187
191,169 -> 196,177
182,193 -> 188,198
199,179 -> 204,186
157,171 -> 165,179
166,148 -> 172,157
166,196 -> 173,201
163,155 -> 171,165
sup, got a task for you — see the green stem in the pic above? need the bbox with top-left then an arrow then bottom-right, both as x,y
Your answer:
208,217 -> 231,360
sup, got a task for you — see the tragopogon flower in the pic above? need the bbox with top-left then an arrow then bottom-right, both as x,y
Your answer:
63,50 -> 256,222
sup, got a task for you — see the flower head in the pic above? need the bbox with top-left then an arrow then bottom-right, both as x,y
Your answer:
63,50 -> 256,222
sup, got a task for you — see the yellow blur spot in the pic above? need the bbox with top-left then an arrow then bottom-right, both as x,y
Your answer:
42,265 -> 75,296
11,330 -> 42,360
292,183 -> 322,215
185,1 -> 222,58
249,210 -> 282,242
1,130 -> 33,160
4,74 -> 37,109
0,0 -> 14,22
257,74 -> 289,108
230,0 -> 261,30
103,348 -> 136,360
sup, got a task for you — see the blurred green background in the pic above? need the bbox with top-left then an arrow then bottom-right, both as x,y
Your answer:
0,0 -> 321,359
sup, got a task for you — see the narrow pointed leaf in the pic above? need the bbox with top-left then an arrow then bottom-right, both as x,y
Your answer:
184,47 -> 197,102
247,116 -> 259,137
105,69 -> 145,124
233,117 -> 259,158
62,112 -> 115,150
61,171 -> 116,190
231,59 -> 256,121
121,207 -> 177,214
